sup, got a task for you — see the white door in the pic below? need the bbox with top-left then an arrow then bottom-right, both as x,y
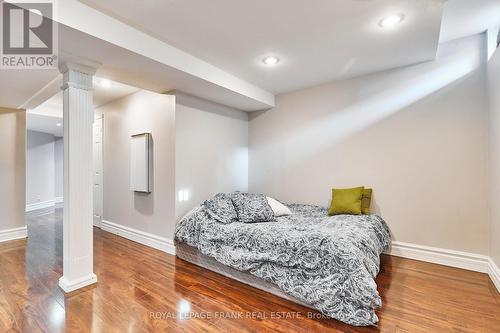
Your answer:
93,115 -> 103,228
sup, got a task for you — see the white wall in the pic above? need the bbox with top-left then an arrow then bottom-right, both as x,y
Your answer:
84,34 -> 496,261
96,91 -> 176,239
488,45 -> 500,266
54,137 -> 63,200
249,34 -> 490,255
26,131 -> 64,207
175,92 -> 249,219
0,108 -> 26,230
96,90 -> 248,239
26,130 -> 55,206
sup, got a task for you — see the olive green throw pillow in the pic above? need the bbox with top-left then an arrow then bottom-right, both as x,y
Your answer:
328,187 -> 364,216
361,188 -> 372,215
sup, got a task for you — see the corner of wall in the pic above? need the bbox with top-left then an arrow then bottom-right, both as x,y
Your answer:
486,36 -> 500,268
0,107 -> 26,232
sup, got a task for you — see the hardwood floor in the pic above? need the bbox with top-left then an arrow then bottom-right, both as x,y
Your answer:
0,207 -> 499,332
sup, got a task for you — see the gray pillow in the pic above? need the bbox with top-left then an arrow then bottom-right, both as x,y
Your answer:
204,193 -> 238,224
231,192 -> 275,223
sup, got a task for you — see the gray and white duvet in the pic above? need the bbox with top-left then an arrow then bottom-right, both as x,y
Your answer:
174,202 -> 391,326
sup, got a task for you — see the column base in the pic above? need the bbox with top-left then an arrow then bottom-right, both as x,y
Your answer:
59,274 -> 97,293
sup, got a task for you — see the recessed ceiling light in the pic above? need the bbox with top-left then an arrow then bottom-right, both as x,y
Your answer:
262,56 -> 280,66
379,14 -> 404,28
56,123 -> 62,127
98,79 -> 112,88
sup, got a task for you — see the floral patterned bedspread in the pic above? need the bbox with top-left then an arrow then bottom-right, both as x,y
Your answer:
174,202 -> 391,326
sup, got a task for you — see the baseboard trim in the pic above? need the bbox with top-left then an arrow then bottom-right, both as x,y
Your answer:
0,226 -> 28,243
387,241 -> 500,293
26,200 -> 55,212
101,220 -> 175,255
97,223 -> 499,293
386,241 -> 490,273
59,274 -> 97,293
489,259 -> 500,293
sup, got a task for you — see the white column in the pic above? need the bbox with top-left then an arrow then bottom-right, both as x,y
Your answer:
58,63 -> 97,293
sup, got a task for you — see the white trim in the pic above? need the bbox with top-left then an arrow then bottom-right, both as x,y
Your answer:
489,259 -> 500,293
26,200 -> 55,212
0,226 -> 28,243
97,223 -> 500,293
26,198 -> 64,211
386,241 -> 490,273
386,241 -> 500,293
92,115 -> 103,229
59,274 -> 97,293
101,220 -> 175,255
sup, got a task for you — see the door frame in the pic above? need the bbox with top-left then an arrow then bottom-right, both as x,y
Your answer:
93,114 -> 104,228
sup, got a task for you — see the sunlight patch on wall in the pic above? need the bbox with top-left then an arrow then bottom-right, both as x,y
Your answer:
281,35 -> 484,167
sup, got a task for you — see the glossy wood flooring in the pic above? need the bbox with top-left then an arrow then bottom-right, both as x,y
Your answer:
0,207 -> 499,332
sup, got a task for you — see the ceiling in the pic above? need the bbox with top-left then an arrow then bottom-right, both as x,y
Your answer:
0,69 -> 60,110
27,78 -> 139,136
0,0 -> 275,111
440,0 -> 500,43
55,22 -> 273,111
27,114 -> 64,137
3,0 -> 500,114
80,0 -> 445,94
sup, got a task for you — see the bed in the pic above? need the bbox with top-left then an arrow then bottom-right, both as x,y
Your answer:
174,197 -> 391,326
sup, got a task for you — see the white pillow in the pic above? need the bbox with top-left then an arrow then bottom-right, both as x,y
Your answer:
266,197 -> 292,217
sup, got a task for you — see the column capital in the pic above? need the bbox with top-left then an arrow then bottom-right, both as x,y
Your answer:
60,62 -> 97,92
59,62 -> 98,76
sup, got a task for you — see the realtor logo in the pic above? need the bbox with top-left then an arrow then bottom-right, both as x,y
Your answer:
1,0 -> 57,69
